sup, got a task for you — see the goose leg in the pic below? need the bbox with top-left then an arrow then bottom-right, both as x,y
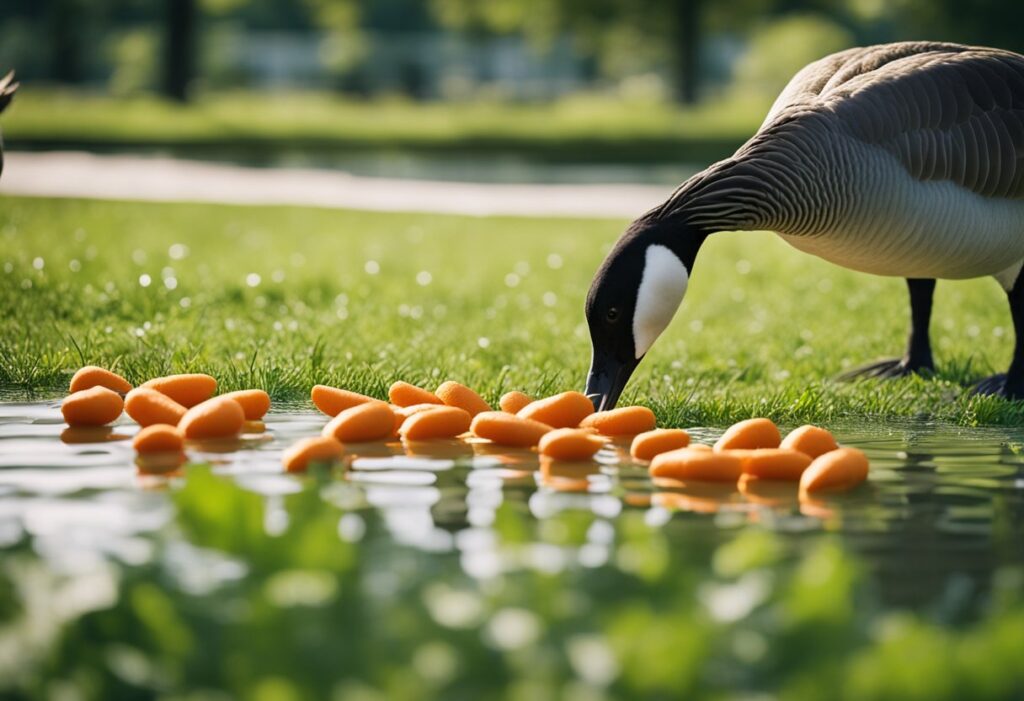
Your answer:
972,273 -> 1024,400
838,278 -> 935,381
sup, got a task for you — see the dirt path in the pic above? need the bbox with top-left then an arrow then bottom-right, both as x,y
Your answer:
0,151 -> 672,219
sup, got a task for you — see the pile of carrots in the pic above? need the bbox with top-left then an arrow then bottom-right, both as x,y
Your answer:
58,365 -> 869,496
61,365 -> 269,471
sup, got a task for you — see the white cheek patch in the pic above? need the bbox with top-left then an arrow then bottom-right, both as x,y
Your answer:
633,245 -> 688,359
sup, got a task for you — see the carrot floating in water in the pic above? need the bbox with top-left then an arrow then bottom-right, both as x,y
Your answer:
499,391 -> 533,414
649,448 -> 743,482
125,387 -> 187,427
61,386 -> 124,427
780,425 -> 839,459
178,396 -> 245,440
132,424 -> 184,454
630,428 -> 690,461
322,401 -> 395,442
393,403 -> 443,420
714,418 -> 781,451
388,381 -> 443,407
471,411 -> 553,447
736,448 -> 812,481
517,391 -> 593,428
142,374 -> 217,408
799,447 -> 869,495
220,389 -> 270,420
282,436 -> 344,473
391,403 -> 439,432
580,406 -> 656,436
311,385 -> 375,417
435,381 -> 491,417
400,406 -> 472,440
69,365 -> 132,395
135,452 -> 187,475
538,428 -> 605,461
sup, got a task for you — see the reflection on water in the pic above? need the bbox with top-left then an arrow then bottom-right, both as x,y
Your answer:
1,401 -> 1023,696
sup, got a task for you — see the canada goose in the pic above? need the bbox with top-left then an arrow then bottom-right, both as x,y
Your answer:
584,42 -> 1024,410
0,71 -> 18,178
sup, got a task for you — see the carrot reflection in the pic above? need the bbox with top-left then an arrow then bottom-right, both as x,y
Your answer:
539,456 -> 599,492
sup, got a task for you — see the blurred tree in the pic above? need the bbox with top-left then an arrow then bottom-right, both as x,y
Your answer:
48,0 -> 86,83
842,0 -> 1024,54
429,0 -> 707,103
162,0 -> 197,101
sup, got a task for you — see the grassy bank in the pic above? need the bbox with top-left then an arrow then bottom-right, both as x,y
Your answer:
1,90 -> 760,164
1,195 -> 1022,425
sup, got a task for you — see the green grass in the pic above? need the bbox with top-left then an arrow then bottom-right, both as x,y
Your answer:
2,89 -> 761,163
2,195 -> 1023,425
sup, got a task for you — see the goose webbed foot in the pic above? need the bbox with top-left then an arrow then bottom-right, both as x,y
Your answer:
970,374 -> 1024,400
836,357 -> 933,382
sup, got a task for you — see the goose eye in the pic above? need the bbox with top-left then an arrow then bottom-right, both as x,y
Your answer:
606,307 -> 620,323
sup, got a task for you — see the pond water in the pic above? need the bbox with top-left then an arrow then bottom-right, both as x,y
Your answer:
2,400 -> 1023,698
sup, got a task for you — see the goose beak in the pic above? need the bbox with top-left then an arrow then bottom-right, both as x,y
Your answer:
584,351 -> 640,412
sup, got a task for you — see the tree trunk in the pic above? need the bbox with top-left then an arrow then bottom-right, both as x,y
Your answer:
50,0 -> 83,84
673,0 -> 702,104
162,0 -> 197,102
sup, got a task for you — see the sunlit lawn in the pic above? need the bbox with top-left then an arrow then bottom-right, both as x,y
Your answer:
3,196 -> 1024,700
2,90 -> 762,163
2,195 -> 1023,425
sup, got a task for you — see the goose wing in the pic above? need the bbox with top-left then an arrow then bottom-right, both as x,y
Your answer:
759,42 -> 972,129
814,45 -> 1024,200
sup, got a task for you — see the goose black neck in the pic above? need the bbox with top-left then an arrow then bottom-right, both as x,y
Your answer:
629,208 -> 711,273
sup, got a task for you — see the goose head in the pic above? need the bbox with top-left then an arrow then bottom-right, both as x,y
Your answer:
584,214 -> 705,411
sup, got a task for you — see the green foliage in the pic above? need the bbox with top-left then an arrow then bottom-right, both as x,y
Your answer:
4,195 -> 1024,424
108,29 -> 159,96
732,14 -> 855,99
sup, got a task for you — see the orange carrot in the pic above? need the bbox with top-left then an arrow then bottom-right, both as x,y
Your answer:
61,386 -> 124,426
517,391 -> 593,428
311,384 -> 375,417
580,406 -> 656,436
322,401 -> 395,442
714,418 -> 781,451
399,406 -> 472,440
649,448 -> 743,482
132,424 -> 184,453
142,373 -> 217,408
499,391 -> 533,414
736,448 -> 812,481
125,387 -> 187,427
799,447 -> 869,495
630,428 -> 690,461
282,436 -> 344,473
780,425 -> 839,459
178,396 -> 245,440
435,381 -> 491,416
538,428 -> 605,461
470,411 -> 553,447
69,365 -> 132,394
388,381 -> 443,407
220,389 -> 271,420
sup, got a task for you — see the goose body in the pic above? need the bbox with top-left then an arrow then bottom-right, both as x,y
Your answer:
584,42 -> 1024,409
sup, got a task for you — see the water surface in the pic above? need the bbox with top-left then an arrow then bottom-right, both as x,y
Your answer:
1,401 -> 1022,697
